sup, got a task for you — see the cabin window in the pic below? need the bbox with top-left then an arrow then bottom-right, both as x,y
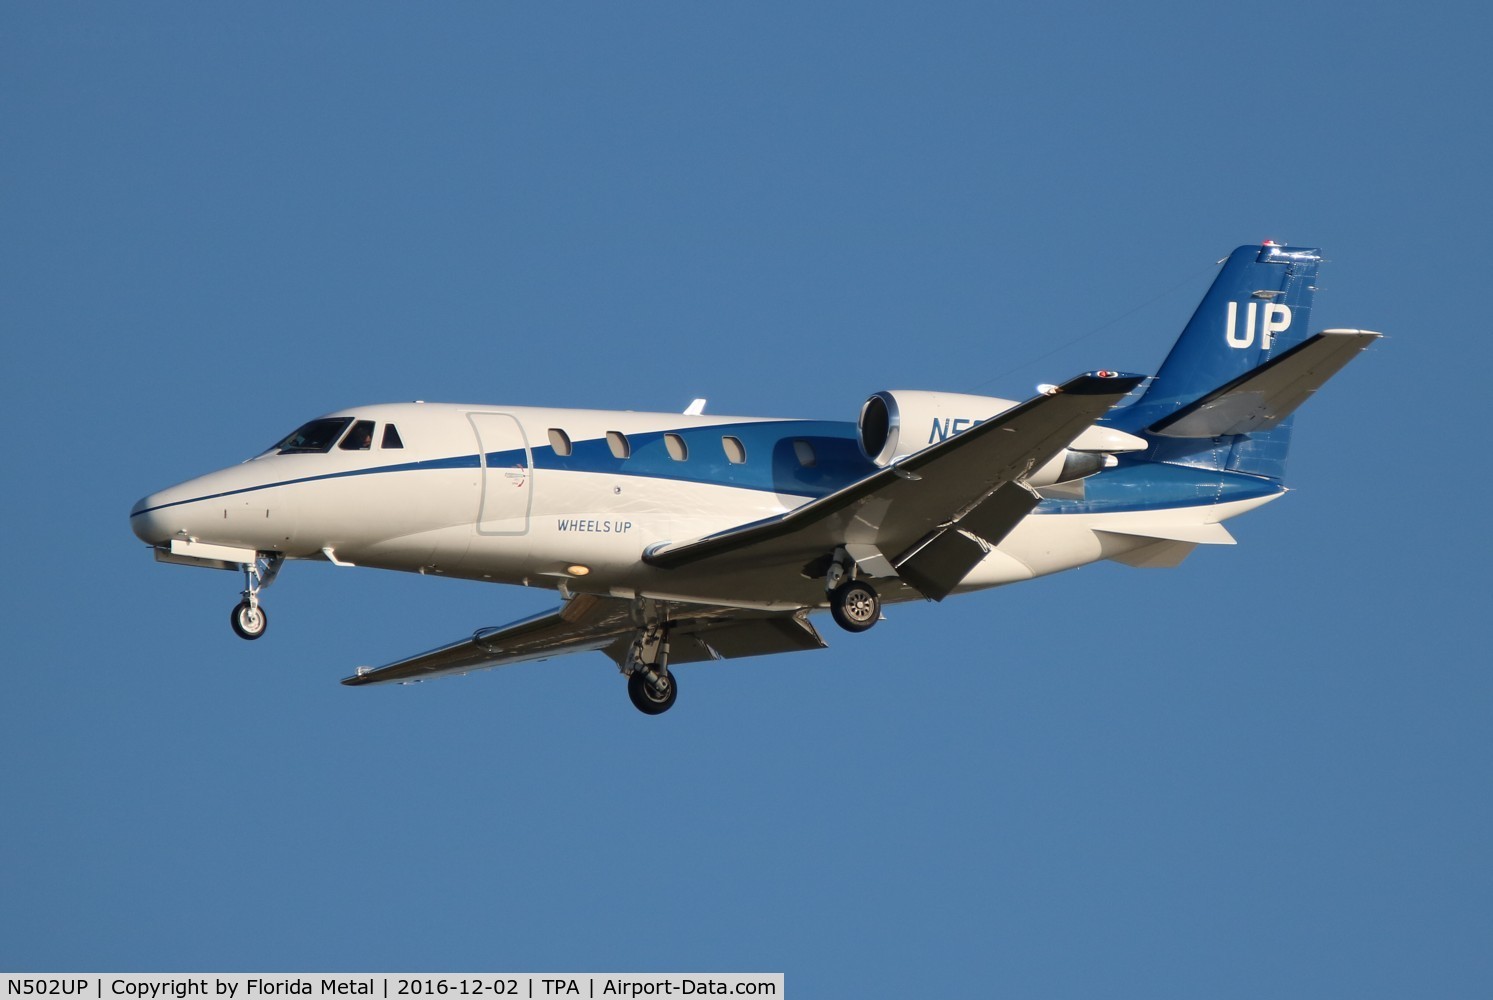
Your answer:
339,420 -> 376,451
275,417 -> 353,454
722,435 -> 747,465
548,428 -> 573,457
665,433 -> 689,461
381,424 -> 404,449
793,439 -> 817,467
606,431 -> 631,460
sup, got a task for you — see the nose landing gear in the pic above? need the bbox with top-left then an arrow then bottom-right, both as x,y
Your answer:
230,553 -> 283,640
231,600 -> 268,640
621,612 -> 677,715
627,666 -> 678,715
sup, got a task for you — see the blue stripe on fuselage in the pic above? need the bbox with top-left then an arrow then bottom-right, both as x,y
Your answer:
129,454 -> 482,517
132,419 -> 1280,523
527,420 -> 872,498
130,420 -> 874,518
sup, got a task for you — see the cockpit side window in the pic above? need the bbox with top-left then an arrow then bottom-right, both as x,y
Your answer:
339,420 -> 376,451
381,424 -> 404,449
275,417 -> 353,454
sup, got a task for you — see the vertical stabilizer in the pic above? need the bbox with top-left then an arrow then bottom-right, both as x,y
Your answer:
1112,243 -> 1323,481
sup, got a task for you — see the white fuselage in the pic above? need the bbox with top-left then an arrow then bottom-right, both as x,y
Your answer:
130,401 -> 1281,612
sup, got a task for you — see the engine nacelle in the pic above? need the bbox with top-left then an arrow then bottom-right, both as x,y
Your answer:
856,388 -> 1145,482
1024,449 -> 1116,487
858,390 -> 1021,466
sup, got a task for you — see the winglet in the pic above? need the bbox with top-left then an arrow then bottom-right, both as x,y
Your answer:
684,398 -> 707,415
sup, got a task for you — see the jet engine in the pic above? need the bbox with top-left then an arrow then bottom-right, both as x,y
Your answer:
856,389 -> 1146,486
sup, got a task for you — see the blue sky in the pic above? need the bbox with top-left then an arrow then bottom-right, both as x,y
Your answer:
3,2 -> 1490,995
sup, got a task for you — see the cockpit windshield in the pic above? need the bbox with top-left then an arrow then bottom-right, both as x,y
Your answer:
272,417 -> 354,454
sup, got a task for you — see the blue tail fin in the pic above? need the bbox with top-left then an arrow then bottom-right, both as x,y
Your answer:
1111,243 -> 1323,481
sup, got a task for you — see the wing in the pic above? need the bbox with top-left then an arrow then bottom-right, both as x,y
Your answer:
341,593 -> 826,686
644,371 -> 1145,599
344,372 -> 1138,685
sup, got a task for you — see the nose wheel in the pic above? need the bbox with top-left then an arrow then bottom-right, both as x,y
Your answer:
231,600 -> 268,640
627,669 -> 678,715
622,615 -> 677,715
229,553 -> 282,640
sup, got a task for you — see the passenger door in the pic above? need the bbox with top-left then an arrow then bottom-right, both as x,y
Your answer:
467,412 -> 532,535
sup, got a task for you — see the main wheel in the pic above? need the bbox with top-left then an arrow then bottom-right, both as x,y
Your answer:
230,600 -> 268,640
627,670 -> 678,715
830,579 -> 880,633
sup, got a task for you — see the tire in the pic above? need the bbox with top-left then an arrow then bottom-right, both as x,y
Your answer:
829,579 -> 880,633
627,670 -> 678,715
231,600 -> 268,640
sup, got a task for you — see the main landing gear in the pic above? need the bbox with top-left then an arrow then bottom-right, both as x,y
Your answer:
229,553 -> 283,641
825,554 -> 881,634
621,608 -> 678,715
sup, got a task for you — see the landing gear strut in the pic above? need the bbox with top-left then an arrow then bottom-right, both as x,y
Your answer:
230,553 -> 282,641
621,611 -> 677,715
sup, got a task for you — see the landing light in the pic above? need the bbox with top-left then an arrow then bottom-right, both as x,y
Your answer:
567,564 -> 591,577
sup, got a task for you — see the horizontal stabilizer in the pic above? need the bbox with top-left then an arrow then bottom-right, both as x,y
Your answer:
1150,329 -> 1380,438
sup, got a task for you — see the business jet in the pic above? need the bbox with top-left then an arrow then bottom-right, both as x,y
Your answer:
130,243 -> 1378,714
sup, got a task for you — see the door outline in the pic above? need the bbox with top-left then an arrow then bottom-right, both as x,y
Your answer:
468,412 -> 532,536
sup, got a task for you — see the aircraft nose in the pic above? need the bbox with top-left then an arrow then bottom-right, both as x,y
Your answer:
130,493 -> 176,546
